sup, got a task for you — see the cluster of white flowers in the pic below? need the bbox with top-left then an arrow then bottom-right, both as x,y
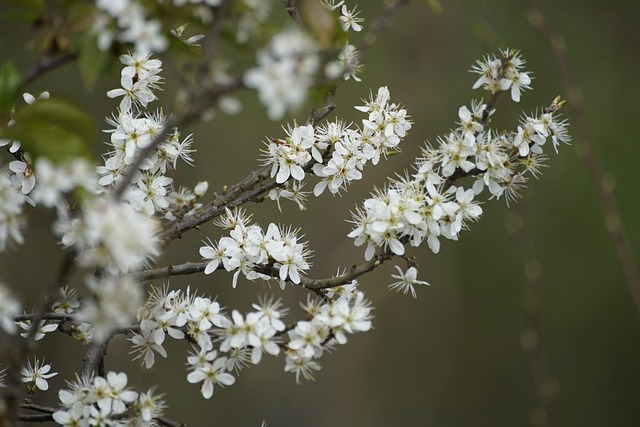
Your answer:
314,86 -> 411,195
52,372 -> 166,426
0,92 -> 65,250
128,280 -> 373,392
285,283 -> 372,383
470,48 -> 532,102
244,28 -> 320,120
260,86 -> 412,208
94,0 -> 168,53
79,276 -> 144,343
199,208 -> 312,288
102,53 -> 207,221
349,49 -> 569,267
129,287 -> 278,398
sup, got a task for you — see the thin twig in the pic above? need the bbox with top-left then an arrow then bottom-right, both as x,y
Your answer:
527,0 -> 640,318
22,52 -> 79,88
283,0 -> 303,26
157,415 -> 187,427
160,84 -> 339,243
132,260 -> 210,282
12,313 -> 75,322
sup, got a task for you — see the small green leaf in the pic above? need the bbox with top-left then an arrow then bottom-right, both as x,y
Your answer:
0,97 -> 95,163
79,35 -> 111,92
0,62 -> 23,113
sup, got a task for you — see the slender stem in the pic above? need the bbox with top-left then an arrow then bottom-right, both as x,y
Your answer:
301,249 -> 395,290
22,52 -> 78,88
283,0 -> 303,25
528,0 -> 640,318
132,260 -> 209,282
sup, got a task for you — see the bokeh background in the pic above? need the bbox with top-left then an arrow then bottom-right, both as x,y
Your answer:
2,0 -> 640,426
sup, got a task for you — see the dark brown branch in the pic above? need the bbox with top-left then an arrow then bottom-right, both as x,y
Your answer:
80,339 -> 108,379
22,52 -> 78,88
18,413 -> 53,422
157,415 -> 187,427
283,0 -> 303,26
161,83 -> 339,243
300,249 -> 394,290
528,0 -> 640,318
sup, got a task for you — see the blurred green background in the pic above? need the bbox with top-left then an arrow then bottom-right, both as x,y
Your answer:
2,1 -> 640,426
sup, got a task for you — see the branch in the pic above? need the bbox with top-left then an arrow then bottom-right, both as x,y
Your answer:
18,413 -> 53,422
132,260 -> 209,282
113,79 -> 243,201
300,250 -> 395,290
283,0 -> 303,26
528,0 -> 640,318
157,415 -> 187,427
160,85 -> 339,243
80,339 -> 108,379
12,313 -> 75,322
22,52 -> 78,88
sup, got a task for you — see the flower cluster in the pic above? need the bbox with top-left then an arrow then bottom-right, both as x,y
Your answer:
349,50 -> 569,266
101,53 -> 206,220
52,372 -> 166,426
285,284 -> 372,383
0,92 -> 75,250
130,287 -> 285,398
129,280 -> 373,392
199,208 -> 312,288
94,0 -> 168,53
470,48 -> 532,102
244,28 -> 320,120
260,86 -> 412,208
313,87 -> 411,195
57,198 -> 160,274
79,276 -> 144,343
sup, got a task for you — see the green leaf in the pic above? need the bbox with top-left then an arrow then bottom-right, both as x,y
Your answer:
0,62 -> 23,113
0,97 -> 95,163
79,35 -> 111,92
